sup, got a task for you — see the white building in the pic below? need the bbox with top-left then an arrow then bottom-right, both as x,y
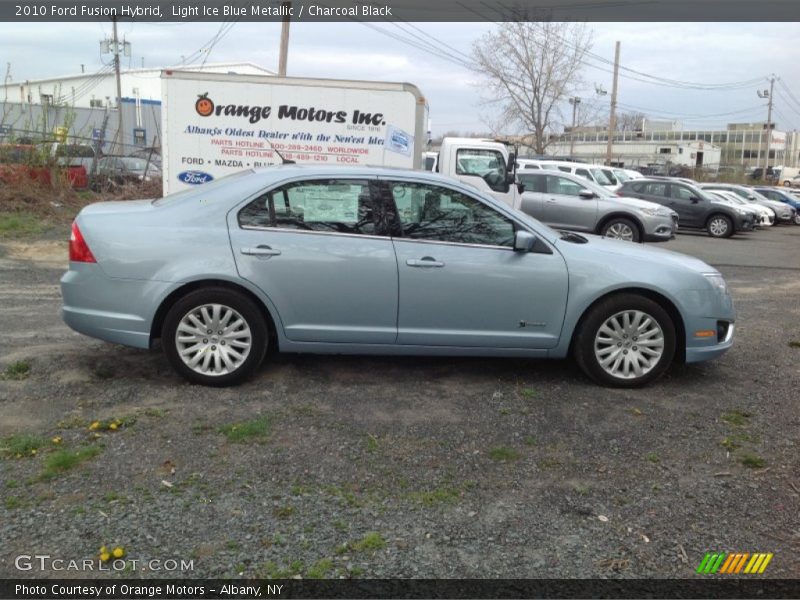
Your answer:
0,62 -> 275,109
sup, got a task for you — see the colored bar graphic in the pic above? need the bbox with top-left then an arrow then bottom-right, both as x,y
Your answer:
698,552 -> 773,575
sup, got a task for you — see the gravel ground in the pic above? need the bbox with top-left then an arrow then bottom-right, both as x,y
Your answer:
0,225 -> 799,580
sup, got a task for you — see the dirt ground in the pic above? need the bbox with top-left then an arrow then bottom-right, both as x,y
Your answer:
0,221 -> 799,580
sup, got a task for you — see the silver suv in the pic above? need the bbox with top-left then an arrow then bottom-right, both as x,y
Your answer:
517,170 -> 677,243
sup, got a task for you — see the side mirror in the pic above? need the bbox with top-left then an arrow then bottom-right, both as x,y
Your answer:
506,172 -> 516,185
579,189 -> 595,199
517,182 -> 526,195
690,196 -> 700,204
513,230 -> 536,252
507,152 -> 516,172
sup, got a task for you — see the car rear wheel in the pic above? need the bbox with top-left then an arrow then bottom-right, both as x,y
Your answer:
783,180 -> 791,187
600,217 -> 640,242
573,294 -> 676,388
162,287 -> 268,386
706,214 -> 734,238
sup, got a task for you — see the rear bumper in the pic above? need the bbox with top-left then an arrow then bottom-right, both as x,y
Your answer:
61,263 -> 171,349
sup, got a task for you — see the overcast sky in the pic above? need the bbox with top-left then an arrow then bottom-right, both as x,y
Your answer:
3,21 -> 799,135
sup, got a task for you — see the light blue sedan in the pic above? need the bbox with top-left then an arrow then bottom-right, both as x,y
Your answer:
61,166 -> 735,387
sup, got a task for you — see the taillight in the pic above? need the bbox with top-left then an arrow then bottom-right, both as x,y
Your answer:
69,221 -> 96,263
616,191 -> 624,197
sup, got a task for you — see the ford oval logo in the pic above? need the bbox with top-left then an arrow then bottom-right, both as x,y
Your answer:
178,170 -> 214,185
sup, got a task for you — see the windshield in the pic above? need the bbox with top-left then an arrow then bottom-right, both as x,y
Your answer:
120,157 -> 149,171
612,169 -> 630,183
590,168 -> 613,185
152,169 -> 256,205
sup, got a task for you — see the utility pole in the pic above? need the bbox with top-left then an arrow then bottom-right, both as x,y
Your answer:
278,2 -> 291,76
605,41 -> 620,166
101,19 -> 130,154
568,96 -> 581,157
756,76 -> 776,173
112,17 -> 123,153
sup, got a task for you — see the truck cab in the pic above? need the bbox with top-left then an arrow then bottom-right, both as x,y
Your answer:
437,137 -> 520,209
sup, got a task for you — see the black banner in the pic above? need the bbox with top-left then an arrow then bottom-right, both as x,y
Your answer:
2,579 -> 800,599
0,0 -> 798,22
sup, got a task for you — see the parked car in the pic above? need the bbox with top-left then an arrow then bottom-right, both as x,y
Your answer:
705,190 -> 772,227
699,184 -> 795,225
774,167 -> 799,187
517,170 -> 677,243
753,187 -> 800,225
96,155 -> 161,185
521,159 -> 621,191
61,166 -> 735,388
618,178 -> 754,238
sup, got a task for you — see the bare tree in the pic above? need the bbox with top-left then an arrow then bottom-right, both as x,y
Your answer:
616,110 -> 646,132
471,22 -> 593,154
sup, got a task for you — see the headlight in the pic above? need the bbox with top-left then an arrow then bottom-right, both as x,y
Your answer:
704,273 -> 729,296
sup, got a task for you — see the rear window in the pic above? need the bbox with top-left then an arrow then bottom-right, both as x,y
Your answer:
152,170 -> 255,205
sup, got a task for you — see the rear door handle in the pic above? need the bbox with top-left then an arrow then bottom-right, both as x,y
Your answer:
241,245 -> 281,257
406,256 -> 445,268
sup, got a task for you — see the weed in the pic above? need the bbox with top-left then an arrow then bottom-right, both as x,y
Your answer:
40,447 -> 101,480
365,434 -> 379,453
788,340 -> 800,349
645,452 -> 660,463
56,417 -> 87,429
352,532 -> 386,553
306,558 -> 333,579
142,408 -> 168,418
0,212 -> 42,237
721,410 -> 752,427
5,496 -> 24,509
290,484 -> 310,496
2,433 -> 46,458
488,446 -> 520,461
332,518 -> 349,532
218,415 -> 273,443
720,437 -> 740,451
520,388 -> 538,399
6,479 -> 19,489
539,458 -> 562,469
740,454 -> 766,469
1,361 -> 30,381
225,540 -> 241,551
273,505 -> 295,518
524,436 -> 537,447
407,486 -> 462,506
103,491 -> 125,503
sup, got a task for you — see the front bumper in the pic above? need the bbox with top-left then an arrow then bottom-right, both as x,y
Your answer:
641,214 -> 677,243
685,322 -> 735,363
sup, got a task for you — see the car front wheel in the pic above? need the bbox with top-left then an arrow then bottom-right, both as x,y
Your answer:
573,294 -> 676,388
162,287 -> 268,386
600,217 -> 641,242
706,214 -> 734,238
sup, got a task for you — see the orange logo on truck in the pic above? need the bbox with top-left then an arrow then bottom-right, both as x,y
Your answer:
195,93 -> 214,117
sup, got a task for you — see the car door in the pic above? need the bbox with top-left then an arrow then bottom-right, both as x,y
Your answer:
667,183 -> 705,228
229,177 -> 398,344
516,172 -> 547,220
381,178 -> 569,349
541,174 -> 597,231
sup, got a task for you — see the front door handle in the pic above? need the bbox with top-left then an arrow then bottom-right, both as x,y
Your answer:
406,256 -> 445,268
546,198 -> 558,203
241,245 -> 281,257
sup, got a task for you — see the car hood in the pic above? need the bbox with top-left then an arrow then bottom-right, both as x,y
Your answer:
555,233 -> 715,275
607,195 -> 669,212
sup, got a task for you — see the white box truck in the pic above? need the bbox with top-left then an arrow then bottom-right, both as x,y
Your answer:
160,70 -> 429,195
160,70 -> 524,212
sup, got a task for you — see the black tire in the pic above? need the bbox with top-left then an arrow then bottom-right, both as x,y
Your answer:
600,217 -> 641,243
793,213 -> 800,226
573,293 -> 676,388
162,287 -> 268,386
706,214 -> 734,238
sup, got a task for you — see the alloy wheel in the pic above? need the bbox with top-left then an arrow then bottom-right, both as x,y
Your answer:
594,310 -> 665,380
175,303 -> 252,376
